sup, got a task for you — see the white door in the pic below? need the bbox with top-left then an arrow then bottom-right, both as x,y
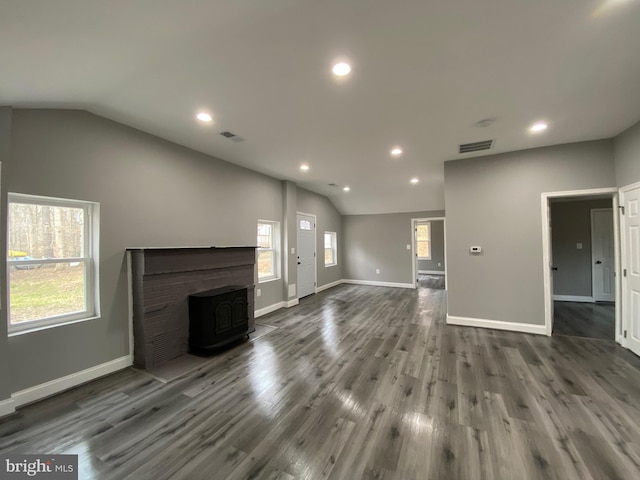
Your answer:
592,208 -> 615,302
622,184 -> 640,356
297,213 -> 316,298
547,200 -> 555,333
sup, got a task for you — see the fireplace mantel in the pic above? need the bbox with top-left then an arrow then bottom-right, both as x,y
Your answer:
127,246 -> 257,369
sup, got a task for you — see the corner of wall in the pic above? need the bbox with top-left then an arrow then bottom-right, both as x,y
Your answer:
0,107 -> 13,402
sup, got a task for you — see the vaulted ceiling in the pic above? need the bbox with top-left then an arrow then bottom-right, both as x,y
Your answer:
2,0 -> 640,214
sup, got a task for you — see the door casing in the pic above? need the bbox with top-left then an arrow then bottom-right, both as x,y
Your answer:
541,187 -> 621,339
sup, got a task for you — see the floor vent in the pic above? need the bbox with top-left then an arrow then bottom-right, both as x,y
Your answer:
459,139 -> 493,154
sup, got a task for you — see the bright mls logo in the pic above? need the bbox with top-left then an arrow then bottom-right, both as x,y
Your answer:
1,455 -> 77,479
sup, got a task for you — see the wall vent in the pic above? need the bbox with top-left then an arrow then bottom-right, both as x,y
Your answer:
153,332 -> 171,367
459,139 -> 493,154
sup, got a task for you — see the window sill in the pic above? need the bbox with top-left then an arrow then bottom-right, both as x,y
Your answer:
325,263 -> 338,268
258,277 -> 281,284
8,315 -> 101,337
417,258 -> 432,261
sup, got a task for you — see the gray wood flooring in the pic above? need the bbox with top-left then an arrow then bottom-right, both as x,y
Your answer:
553,301 -> 615,340
1,284 -> 640,479
418,274 -> 445,290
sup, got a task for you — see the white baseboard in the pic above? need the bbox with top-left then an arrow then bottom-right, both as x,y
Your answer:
553,295 -> 594,303
255,302 -> 284,318
418,270 -> 445,275
285,299 -> 299,308
316,279 -> 343,293
11,355 -> 132,410
342,279 -> 415,289
446,314 -> 547,335
0,397 -> 16,418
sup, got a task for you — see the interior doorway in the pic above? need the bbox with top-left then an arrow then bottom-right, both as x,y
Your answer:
542,188 -> 620,341
411,217 -> 447,290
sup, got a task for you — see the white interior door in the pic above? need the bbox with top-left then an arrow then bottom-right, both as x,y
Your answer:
592,208 -> 615,302
622,185 -> 640,356
547,200 -> 555,333
297,213 -> 316,298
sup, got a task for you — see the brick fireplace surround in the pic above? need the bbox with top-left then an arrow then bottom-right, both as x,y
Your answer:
127,247 -> 256,369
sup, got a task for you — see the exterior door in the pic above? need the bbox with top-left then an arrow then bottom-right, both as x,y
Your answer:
297,213 -> 316,298
591,208 -> 615,302
622,184 -> 640,357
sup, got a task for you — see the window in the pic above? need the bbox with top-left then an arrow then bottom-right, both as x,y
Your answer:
257,220 -> 280,281
416,222 -> 431,260
324,231 -> 337,267
299,219 -> 312,230
7,193 -> 99,332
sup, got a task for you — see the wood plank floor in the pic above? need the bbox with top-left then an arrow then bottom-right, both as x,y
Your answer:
553,301 -> 615,340
418,274 -> 445,290
2,284 -> 640,479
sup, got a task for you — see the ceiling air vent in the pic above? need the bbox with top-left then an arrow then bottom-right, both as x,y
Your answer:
220,131 -> 244,142
459,139 -> 493,154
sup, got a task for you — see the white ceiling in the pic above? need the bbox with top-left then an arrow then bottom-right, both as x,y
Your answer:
2,0 -> 640,214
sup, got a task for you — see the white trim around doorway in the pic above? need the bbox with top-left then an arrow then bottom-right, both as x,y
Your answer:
411,217 -> 447,290
541,187 -> 620,340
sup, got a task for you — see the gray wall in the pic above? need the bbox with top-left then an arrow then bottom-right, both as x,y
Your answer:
444,140 -> 615,325
282,181 -> 298,301
344,211 -> 445,284
0,108 -> 12,402
418,219 -> 445,272
551,199 -> 612,297
2,109 -> 338,394
296,187 -> 343,288
614,120 -> 640,187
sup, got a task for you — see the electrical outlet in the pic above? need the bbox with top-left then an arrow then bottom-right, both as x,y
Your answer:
438,262 -> 441,267
257,289 -> 261,297
376,269 -> 380,274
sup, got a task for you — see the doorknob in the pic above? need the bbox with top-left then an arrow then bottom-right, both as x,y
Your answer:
595,260 -> 602,264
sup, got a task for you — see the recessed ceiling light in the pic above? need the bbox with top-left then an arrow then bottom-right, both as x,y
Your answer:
410,177 -> 419,184
300,164 -> 310,172
196,112 -> 212,122
529,121 -> 548,133
332,62 -> 351,76
391,147 -> 403,156
343,186 -> 351,192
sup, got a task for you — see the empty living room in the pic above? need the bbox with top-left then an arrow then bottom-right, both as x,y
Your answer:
1,2 -> 640,479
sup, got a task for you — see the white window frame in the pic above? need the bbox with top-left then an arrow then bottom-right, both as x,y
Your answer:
7,193 -> 100,334
257,220 -> 280,283
416,221 -> 432,260
324,231 -> 337,267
